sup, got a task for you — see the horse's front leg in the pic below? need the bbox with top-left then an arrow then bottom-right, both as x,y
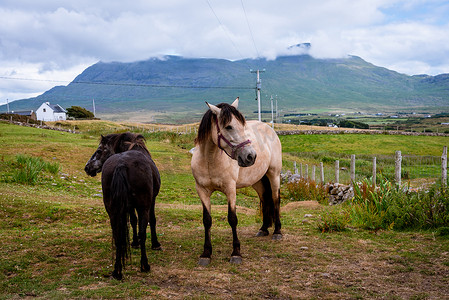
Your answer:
226,188 -> 242,264
196,186 -> 213,266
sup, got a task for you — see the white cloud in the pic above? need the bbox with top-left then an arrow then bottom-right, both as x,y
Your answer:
1,0 -> 449,103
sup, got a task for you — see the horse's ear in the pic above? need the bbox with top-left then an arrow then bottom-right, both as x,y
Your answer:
206,102 -> 221,115
231,97 -> 239,109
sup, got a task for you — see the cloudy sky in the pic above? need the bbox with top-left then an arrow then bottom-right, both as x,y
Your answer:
1,0 -> 449,105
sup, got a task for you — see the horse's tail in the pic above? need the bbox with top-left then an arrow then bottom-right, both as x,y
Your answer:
261,175 -> 275,227
111,163 -> 130,267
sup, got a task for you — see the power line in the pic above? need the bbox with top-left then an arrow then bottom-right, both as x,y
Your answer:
240,0 -> 260,58
205,0 -> 246,61
0,76 -> 255,90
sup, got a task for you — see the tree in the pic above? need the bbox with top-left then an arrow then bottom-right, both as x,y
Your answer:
66,106 -> 95,119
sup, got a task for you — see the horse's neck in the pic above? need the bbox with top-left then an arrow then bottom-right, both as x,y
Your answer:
128,145 -> 151,157
200,138 -> 229,166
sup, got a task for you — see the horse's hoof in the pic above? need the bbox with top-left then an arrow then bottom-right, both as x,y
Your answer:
131,243 -> 140,249
272,233 -> 283,240
112,271 -> 123,280
198,257 -> 211,266
151,245 -> 162,251
230,256 -> 242,264
141,264 -> 151,273
256,230 -> 269,237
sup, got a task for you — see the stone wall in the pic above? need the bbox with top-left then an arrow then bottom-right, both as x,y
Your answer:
276,129 -> 449,137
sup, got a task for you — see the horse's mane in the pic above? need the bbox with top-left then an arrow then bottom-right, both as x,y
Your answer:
195,103 -> 246,146
103,132 -> 151,156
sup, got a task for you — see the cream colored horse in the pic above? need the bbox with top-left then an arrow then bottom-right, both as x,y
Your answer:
191,98 -> 282,266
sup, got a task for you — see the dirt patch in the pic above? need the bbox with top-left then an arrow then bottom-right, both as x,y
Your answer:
282,200 -> 322,211
157,202 -> 256,215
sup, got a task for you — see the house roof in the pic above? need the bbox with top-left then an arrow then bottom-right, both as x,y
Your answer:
11,110 -> 34,116
41,102 -> 66,113
49,104 -> 67,113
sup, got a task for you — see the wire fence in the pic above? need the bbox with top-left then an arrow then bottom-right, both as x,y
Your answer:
291,147 -> 448,189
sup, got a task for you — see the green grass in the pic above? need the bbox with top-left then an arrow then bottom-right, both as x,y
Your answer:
279,134 -> 449,156
280,133 -> 449,185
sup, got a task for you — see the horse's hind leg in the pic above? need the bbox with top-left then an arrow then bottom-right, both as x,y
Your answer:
137,208 -> 150,272
129,209 -> 139,248
252,178 -> 272,237
149,198 -> 161,250
113,251 -> 123,280
267,171 -> 282,240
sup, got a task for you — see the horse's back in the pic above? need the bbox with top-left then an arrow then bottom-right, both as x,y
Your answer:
102,150 -> 160,200
247,121 -> 282,165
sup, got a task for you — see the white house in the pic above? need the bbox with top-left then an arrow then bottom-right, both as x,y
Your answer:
35,102 -> 67,122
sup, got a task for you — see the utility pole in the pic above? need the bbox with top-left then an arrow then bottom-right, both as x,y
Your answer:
92,98 -> 96,117
6,98 -> 9,113
270,95 -> 274,128
250,69 -> 265,122
276,95 -> 279,123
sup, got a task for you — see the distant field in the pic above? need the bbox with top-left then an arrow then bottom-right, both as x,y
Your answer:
279,134 -> 449,156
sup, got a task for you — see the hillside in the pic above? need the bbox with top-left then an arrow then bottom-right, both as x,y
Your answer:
3,55 -> 449,123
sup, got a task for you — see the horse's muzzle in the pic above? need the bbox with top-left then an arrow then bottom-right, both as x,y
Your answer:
237,151 -> 257,167
84,164 -> 99,177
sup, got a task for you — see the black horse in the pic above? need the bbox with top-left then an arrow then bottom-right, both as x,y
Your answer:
84,132 -> 161,280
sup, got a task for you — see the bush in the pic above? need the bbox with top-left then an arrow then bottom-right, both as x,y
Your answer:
338,119 -> 369,129
317,209 -> 349,232
348,177 -> 449,231
10,154 -> 60,185
285,178 -> 327,204
66,106 -> 94,119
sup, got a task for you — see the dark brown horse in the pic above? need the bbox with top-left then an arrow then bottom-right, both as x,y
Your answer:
84,132 -> 161,280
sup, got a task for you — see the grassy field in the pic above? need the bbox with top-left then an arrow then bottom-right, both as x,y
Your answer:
280,134 -> 449,186
1,121 -> 449,299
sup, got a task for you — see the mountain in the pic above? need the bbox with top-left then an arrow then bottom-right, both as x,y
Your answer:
3,54 -> 449,123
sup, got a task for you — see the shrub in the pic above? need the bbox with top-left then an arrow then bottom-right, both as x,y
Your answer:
317,209 -> 349,232
66,106 -> 94,119
285,178 -> 327,204
348,177 -> 449,231
10,154 -> 60,185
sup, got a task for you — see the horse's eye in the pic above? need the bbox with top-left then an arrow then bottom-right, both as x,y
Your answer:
225,125 -> 233,130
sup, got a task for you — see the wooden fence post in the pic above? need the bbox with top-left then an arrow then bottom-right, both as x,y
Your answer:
305,164 -> 309,179
442,146 -> 447,187
335,160 -> 339,184
395,151 -> 402,186
320,162 -> 325,183
350,154 -> 355,185
372,157 -> 377,187
294,161 -> 298,174
300,163 -> 303,178
312,165 -> 316,182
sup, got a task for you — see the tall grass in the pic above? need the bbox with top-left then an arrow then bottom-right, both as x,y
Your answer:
11,154 -> 60,185
284,178 -> 327,204
349,178 -> 449,231
283,175 -> 449,232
